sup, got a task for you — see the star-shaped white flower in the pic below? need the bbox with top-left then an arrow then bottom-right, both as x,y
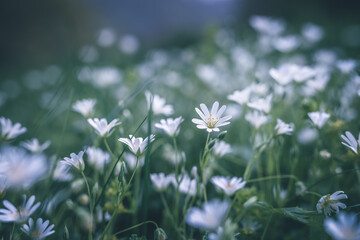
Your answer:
72,98 -> 96,118
21,218 -> 55,240
308,111 -> 330,129
192,101 -> 231,132
118,135 -> 155,156
61,151 -> 85,171
0,195 -> 40,223
211,176 -> 246,196
0,117 -> 27,140
21,138 -> 51,153
87,118 -> 121,137
316,191 -> 348,216
155,116 -> 184,137
275,119 -> 294,135
341,131 -> 359,154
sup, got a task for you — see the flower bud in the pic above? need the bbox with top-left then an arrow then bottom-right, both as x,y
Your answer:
217,131 -> 227,140
207,139 -> 217,150
118,161 -> 127,182
154,228 -> 167,240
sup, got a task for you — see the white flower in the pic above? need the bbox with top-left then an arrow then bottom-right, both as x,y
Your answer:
247,95 -> 272,113
155,116 -> 184,137
72,98 -> 96,118
61,151 -> 85,171
275,119 -> 294,135
341,131 -> 359,154
0,146 -> 48,189
293,66 -> 317,83
245,111 -> 270,129
308,111 -> 330,128
316,191 -> 348,216
118,135 -> 155,156
87,118 -> 121,137
302,23 -> 324,43
53,162 -> 73,182
145,91 -> 174,116
336,59 -> 357,74
0,175 -> 7,194
91,67 -> 122,88
213,141 -> 231,157
324,212 -> 360,240
118,34 -> 139,55
86,147 -> 111,170
269,64 -> 299,85
0,195 -> 40,223
192,101 -> 231,132
21,138 -> 51,153
249,15 -> 285,36
227,87 -> 252,105
0,117 -> 27,140
211,176 -> 246,196
272,35 -> 301,53
21,218 -> 55,240
150,173 -> 172,191
185,199 -> 230,231
124,153 -> 145,170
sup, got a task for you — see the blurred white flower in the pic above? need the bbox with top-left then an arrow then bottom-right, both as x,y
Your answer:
174,174 -> 197,196
0,146 -> 47,189
227,87 -> 252,105
124,153 -> 145,170
145,91 -> 174,116
316,191 -> 347,216
118,34 -> 139,55
185,199 -> 230,231
249,15 -> 285,36
302,23 -> 324,43
213,141 -> 231,157
0,117 -> 27,140
61,151 -> 85,171
150,173 -> 172,192
273,35 -> 301,53
72,99 -> 96,118
0,195 -> 40,223
53,162 -> 73,182
192,101 -> 231,132
336,59 -> 357,74
293,66 -> 317,83
211,176 -> 246,196
97,28 -> 116,47
308,111 -> 330,128
313,49 -> 337,66
297,127 -> 318,144
324,212 -> 360,240
91,67 -> 123,88
118,135 -> 155,156
21,218 -> 55,240
87,118 -> 121,137
247,95 -> 272,113
275,119 -> 294,135
245,111 -> 270,129
341,131 -> 359,154
269,64 -> 299,85
78,45 -> 99,63
0,175 -> 7,194
86,147 -> 111,170
21,138 -> 51,153
155,116 -> 184,137
320,150 -> 331,159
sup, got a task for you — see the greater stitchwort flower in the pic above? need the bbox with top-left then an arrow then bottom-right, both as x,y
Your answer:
61,151 -> 85,171
275,119 -> 294,135
87,118 -> 121,137
21,138 -> 51,153
308,111 -> 330,129
213,141 -> 231,157
72,98 -> 97,118
0,117 -> 27,140
86,147 -> 110,170
0,195 -> 40,223
118,135 -> 155,156
227,87 -> 252,105
145,91 -> 174,116
324,212 -> 360,240
185,199 -> 230,231
155,116 -> 184,137
192,101 -> 231,132
341,131 -> 359,154
317,191 -> 348,216
21,218 -> 55,240
211,176 -> 246,196
150,173 -> 172,192
245,111 -> 270,129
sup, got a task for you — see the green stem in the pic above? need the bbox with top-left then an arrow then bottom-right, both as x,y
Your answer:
173,137 -> 180,223
261,213 -> 273,240
160,193 -> 181,235
104,138 -> 116,160
354,162 -> 360,185
246,175 -> 299,183
200,132 -> 211,202
113,221 -> 159,236
81,171 -> 93,240
9,222 -> 15,240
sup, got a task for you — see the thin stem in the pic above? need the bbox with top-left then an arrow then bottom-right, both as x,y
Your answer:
160,193 -> 181,236
246,175 -> 299,183
200,132 -> 211,202
104,138 -> 116,159
261,214 -> 273,240
9,222 -> 15,240
113,221 -> 159,236
81,171 -> 93,240
173,137 -> 180,223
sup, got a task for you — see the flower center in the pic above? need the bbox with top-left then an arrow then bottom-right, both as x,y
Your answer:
206,114 -> 218,128
33,232 -> 42,236
225,183 -> 233,189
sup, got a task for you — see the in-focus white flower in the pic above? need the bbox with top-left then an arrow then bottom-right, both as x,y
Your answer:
124,153 -> 145,170
87,118 -> 121,137
21,218 -> 55,240
192,101 -> 231,132
308,111 -> 330,128
336,59 -> 357,74
86,147 -> 111,170
185,199 -> 230,231
145,91 -> 174,116
0,195 -> 40,223
247,95 -> 272,113
0,146 -> 48,189
316,191 -> 348,216
275,119 -> 294,135
302,23 -> 324,43
0,117 -> 27,140
272,35 -> 301,53
227,87 -> 252,105
245,111 -> 270,129
211,176 -> 246,196
72,99 -> 96,118
150,173 -> 172,192
249,15 -> 285,36
213,141 -> 231,157
118,135 -> 155,156
155,116 -> 184,137
21,138 -> 51,153
61,151 -> 85,171
341,131 -> 359,154
324,212 -> 360,240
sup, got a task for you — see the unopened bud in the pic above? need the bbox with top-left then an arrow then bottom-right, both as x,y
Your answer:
207,139 -> 217,149
64,225 -> 70,240
154,228 -> 167,240
218,131 -> 227,140
118,161 -> 127,182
